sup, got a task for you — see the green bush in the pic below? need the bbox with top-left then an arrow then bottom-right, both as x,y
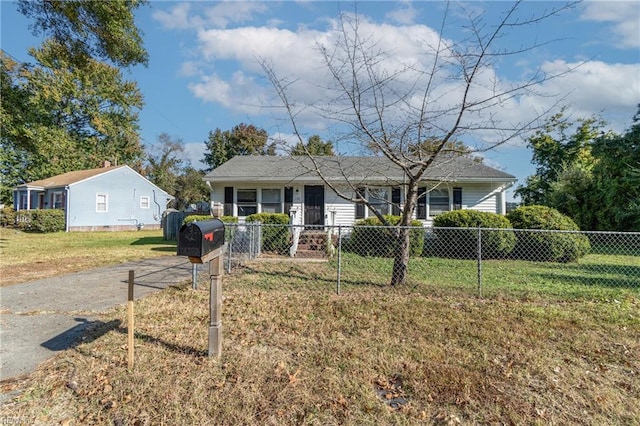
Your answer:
246,213 -> 291,254
16,209 -> 65,233
346,215 -> 424,258
0,207 -> 16,227
507,205 -> 591,262
182,214 -> 212,225
431,210 -> 516,259
182,215 -> 238,242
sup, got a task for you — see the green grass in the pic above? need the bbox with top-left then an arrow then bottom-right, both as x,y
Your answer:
0,228 -> 176,286
336,252 -> 639,301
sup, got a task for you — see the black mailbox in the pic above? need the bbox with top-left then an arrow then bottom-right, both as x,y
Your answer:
177,219 -> 225,262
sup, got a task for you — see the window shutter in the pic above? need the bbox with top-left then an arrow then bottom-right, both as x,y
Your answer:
392,187 -> 401,215
453,187 -> 462,210
224,187 -> 234,216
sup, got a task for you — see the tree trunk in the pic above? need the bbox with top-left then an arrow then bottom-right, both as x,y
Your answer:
391,225 -> 411,286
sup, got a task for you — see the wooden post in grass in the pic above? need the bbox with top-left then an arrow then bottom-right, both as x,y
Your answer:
208,252 -> 224,357
128,270 -> 135,369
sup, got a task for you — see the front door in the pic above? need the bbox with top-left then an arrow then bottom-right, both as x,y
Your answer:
304,185 -> 324,226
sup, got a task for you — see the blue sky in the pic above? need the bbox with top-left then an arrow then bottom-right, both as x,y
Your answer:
2,1 -> 639,201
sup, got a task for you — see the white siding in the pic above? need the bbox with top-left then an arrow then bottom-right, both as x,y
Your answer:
460,183 -> 499,213
325,187 -> 356,226
211,182 -> 509,227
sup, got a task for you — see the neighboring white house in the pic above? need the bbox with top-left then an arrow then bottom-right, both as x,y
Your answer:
13,163 -> 173,231
203,155 -> 516,227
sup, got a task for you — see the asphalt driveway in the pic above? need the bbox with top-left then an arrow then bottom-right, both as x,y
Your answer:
0,256 -> 204,384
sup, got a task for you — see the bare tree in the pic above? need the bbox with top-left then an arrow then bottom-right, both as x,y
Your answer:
261,1 -> 578,285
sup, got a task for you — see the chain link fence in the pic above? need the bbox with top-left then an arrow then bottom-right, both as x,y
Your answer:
221,223 -> 640,296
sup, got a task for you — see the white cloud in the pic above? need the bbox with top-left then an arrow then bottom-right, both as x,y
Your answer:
152,2 -> 268,31
385,1 -> 418,25
152,3 -> 202,30
183,8 -> 638,149
580,1 -> 640,48
204,2 -> 269,29
183,142 -> 207,169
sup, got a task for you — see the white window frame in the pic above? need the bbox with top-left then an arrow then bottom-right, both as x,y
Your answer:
19,193 -> 28,210
367,187 -> 390,217
96,193 -> 108,213
428,187 -> 450,217
261,188 -> 282,214
140,196 -> 150,209
52,191 -> 64,209
355,187 -> 391,219
236,189 -> 257,217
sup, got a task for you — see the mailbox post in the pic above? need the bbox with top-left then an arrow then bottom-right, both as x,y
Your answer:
177,219 -> 226,357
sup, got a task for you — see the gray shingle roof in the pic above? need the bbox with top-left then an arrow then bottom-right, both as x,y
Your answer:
204,155 -> 515,184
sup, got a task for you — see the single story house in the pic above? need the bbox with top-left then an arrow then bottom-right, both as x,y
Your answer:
203,155 -> 516,227
13,163 -> 173,231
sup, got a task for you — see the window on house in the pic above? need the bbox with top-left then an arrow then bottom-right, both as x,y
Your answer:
140,196 -> 150,209
237,189 -> 257,216
368,187 -> 389,216
96,193 -> 108,212
429,188 -> 450,216
52,192 -> 64,209
18,192 -> 27,210
261,189 -> 282,213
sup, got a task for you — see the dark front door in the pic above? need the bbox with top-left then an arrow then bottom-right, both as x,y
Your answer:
304,185 -> 324,226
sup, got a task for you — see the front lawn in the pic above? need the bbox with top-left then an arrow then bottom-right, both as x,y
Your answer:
1,260 -> 638,424
0,228 -> 176,286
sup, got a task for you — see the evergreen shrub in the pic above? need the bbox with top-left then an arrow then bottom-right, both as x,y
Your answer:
246,213 -> 291,254
346,215 -> 424,258
507,205 -> 591,262
431,210 -> 516,259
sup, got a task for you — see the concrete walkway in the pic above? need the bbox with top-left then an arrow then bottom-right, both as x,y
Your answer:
0,256 -> 204,383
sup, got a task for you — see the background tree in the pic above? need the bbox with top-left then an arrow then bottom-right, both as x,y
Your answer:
145,133 -> 184,196
0,1 -> 147,204
515,111 -> 604,206
202,123 -> 275,171
174,167 -> 210,211
291,135 -> 335,156
17,0 -> 148,68
587,108 -> 640,231
262,3 -> 577,285
516,107 -> 639,231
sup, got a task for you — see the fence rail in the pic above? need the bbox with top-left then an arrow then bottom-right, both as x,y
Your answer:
217,223 -> 640,296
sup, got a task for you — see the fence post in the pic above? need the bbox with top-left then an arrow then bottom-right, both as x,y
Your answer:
477,226 -> 482,297
337,225 -> 342,295
192,263 -> 198,290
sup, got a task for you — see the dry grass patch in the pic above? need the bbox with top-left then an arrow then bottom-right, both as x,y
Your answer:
0,228 -> 175,286
2,261 -> 639,424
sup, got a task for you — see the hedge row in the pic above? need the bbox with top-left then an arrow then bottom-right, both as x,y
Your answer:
345,215 -> 424,258
15,210 -> 66,233
432,210 -> 516,259
247,213 -> 291,254
430,206 -> 590,262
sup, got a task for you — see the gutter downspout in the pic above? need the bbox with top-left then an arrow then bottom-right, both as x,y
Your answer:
499,181 -> 516,215
65,186 -> 70,232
